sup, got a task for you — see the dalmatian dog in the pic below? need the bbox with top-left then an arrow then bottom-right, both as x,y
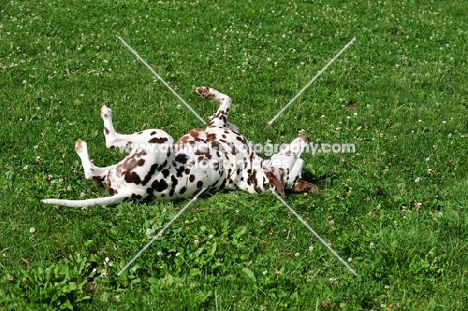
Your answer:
42,87 -> 317,207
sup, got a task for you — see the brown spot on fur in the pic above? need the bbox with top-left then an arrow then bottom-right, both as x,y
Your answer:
104,127 -> 110,135
176,129 -> 204,147
194,149 -> 211,159
131,194 -> 142,200
142,163 -> 160,186
266,171 -> 285,196
104,179 -> 116,195
148,137 -> 169,144
119,153 -> 146,179
236,135 -> 247,144
152,179 -> 168,192
206,133 -> 217,141
125,171 -> 141,184
175,153 -> 189,164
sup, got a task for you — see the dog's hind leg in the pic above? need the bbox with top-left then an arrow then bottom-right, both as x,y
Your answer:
75,139 -> 116,180
100,105 -> 173,149
196,87 -> 233,129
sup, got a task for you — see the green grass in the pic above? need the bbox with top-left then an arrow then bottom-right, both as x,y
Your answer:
1,0 -> 467,309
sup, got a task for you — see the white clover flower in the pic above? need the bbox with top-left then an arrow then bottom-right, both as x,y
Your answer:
29,227 -> 35,234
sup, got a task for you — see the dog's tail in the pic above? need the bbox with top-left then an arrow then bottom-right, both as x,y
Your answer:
42,195 -> 128,208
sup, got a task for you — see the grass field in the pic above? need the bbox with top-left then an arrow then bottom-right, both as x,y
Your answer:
1,0 -> 468,309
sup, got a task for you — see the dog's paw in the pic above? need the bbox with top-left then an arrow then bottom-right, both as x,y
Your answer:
100,105 -> 112,119
196,86 -> 214,99
75,139 -> 87,154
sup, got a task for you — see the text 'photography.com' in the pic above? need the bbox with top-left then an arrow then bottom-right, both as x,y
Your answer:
116,141 -> 356,157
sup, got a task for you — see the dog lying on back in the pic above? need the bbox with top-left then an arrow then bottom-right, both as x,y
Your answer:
42,87 -> 317,207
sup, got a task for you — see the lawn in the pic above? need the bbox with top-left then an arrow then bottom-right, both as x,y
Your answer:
1,0 -> 467,309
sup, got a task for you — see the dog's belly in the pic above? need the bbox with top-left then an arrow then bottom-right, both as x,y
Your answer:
175,128 -> 267,194
104,127 -> 268,201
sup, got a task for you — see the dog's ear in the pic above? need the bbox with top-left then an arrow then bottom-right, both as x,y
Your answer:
292,180 -> 318,194
266,171 -> 285,196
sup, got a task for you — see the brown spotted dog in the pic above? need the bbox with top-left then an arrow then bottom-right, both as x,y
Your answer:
43,87 -> 317,207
